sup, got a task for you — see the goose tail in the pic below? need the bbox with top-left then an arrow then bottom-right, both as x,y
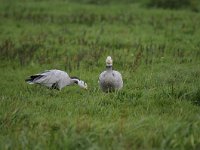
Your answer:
25,75 -> 43,84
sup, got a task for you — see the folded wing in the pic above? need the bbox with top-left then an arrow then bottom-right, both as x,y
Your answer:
25,70 -> 71,90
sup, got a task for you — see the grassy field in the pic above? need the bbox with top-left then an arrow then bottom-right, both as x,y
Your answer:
0,0 -> 200,149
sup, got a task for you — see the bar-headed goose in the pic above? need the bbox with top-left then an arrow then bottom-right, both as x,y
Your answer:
99,56 -> 123,92
25,69 -> 87,90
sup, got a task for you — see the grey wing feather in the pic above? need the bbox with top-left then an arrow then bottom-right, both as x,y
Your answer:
27,69 -> 71,90
98,71 -> 106,83
112,70 -> 123,89
31,70 -> 58,88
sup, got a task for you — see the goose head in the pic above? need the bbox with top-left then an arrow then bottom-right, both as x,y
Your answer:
106,56 -> 113,67
77,80 -> 88,90
71,77 -> 88,90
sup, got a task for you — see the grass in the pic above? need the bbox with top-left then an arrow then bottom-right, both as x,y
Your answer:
0,0 -> 200,149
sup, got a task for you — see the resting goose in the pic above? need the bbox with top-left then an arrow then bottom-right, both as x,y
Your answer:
25,69 -> 87,90
99,56 -> 123,92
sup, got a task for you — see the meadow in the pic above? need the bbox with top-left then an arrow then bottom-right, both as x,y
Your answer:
0,0 -> 200,149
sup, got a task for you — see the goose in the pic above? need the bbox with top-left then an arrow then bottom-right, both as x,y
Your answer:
99,56 -> 123,92
25,69 -> 87,90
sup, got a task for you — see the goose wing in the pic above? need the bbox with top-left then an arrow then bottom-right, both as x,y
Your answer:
112,70 -> 123,89
98,71 -> 106,83
26,69 -> 71,89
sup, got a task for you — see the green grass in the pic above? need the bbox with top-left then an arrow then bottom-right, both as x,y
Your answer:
0,0 -> 200,149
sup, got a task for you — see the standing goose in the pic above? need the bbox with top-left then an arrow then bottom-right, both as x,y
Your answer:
99,56 -> 123,92
25,69 -> 87,90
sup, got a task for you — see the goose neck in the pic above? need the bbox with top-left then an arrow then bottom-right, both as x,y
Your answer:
106,66 -> 112,71
70,78 -> 79,84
